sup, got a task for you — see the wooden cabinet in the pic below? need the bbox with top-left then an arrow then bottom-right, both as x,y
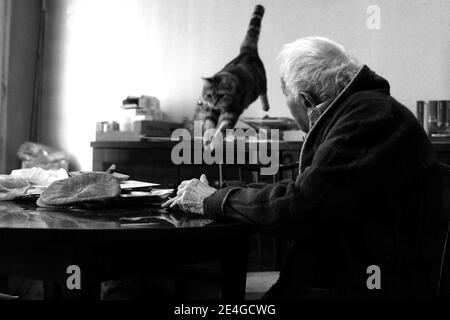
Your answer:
92,141 -> 180,188
91,139 -> 302,189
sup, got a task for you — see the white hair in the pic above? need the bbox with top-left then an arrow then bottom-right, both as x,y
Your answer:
278,36 -> 361,103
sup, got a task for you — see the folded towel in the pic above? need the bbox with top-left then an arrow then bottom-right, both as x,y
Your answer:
37,172 -> 121,207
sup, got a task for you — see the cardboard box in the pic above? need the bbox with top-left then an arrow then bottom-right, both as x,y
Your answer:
133,120 -> 181,137
96,131 -> 141,141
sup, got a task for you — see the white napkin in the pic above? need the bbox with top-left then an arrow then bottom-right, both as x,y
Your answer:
10,167 -> 69,186
0,175 -> 30,200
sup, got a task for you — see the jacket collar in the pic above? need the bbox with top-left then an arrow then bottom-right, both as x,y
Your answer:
299,65 -> 391,172
309,65 -> 390,134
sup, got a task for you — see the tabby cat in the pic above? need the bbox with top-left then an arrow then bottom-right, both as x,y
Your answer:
201,4 -> 269,143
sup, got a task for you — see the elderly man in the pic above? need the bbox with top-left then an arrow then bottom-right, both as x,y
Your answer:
163,36 -> 442,299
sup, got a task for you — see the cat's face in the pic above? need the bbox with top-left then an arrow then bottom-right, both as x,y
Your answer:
201,76 -> 236,110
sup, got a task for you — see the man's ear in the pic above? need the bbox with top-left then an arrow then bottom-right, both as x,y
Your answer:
298,92 -> 316,109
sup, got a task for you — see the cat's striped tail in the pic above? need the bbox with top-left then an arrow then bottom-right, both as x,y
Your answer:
240,5 -> 265,53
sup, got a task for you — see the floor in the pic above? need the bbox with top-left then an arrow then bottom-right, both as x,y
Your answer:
2,271 -> 280,300
245,271 -> 279,300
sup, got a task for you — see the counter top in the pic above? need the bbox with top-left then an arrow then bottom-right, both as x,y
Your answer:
91,138 -> 303,151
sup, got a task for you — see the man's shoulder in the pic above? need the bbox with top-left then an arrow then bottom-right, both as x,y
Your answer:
340,90 -> 412,120
324,89 -> 424,140
345,90 -> 397,107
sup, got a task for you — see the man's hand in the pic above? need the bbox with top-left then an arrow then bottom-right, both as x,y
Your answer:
161,174 -> 216,215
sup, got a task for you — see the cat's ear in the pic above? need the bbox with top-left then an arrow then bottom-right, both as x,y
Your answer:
202,77 -> 213,85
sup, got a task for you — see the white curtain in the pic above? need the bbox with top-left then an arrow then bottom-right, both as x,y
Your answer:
0,0 -> 11,173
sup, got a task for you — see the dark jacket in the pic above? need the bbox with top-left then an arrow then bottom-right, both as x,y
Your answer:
204,65 -> 442,299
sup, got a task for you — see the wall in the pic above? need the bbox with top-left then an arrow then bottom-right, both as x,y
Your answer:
41,0 -> 450,171
2,0 -> 42,173
0,0 -> 10,173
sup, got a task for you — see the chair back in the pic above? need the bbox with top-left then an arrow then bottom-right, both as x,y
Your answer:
218,162 -> 299,186
438,162 -> 450,299
218,161 -> 299,272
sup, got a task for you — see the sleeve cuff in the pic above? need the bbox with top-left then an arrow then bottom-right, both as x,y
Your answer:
203,186 -> 241,219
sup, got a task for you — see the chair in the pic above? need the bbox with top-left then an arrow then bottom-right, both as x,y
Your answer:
437,220 -> 450,299
218,162 -> 299,186
437,162 -> 450,299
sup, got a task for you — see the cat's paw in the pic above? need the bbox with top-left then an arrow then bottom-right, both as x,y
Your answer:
203,130 -> 215,148
204,133 -> 222,153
